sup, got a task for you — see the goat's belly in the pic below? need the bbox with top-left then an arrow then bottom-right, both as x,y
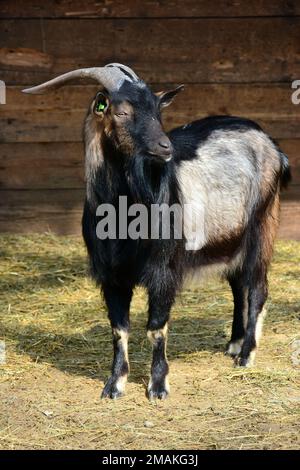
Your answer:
183,248 -> 245,288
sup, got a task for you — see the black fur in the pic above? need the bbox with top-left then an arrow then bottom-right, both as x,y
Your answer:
82,81 -> 290,398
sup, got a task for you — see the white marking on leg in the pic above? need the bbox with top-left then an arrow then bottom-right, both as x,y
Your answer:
112,328 -> 129,393
147,324 -> 168,344
227,338 -> 243,356
115,374 -> 127,394
164,373 -> 170,393
255,307 -> 267,345
246,349 -> 257,367
113,328 -> 129,362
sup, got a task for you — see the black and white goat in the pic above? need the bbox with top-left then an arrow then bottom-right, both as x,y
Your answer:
23,63 -> 291,400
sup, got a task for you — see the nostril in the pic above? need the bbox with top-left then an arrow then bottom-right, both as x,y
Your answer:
158,140 -> 170,149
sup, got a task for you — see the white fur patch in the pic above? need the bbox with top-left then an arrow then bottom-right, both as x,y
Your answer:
115,374 -> 128,394
147,324 -> 168,344
246,350 -> 257,367
113,328 -> 129,363
227,338 -> 243,356
177,129 -> 280,250
255,307 -> 267,345
184,249 -> 245,287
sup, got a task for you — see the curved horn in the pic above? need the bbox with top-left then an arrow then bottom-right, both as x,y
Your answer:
105,63 -> 140,81
22,66 -> 132,95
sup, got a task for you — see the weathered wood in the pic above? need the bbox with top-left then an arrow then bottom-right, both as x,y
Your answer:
0,189 -> 84,235
1,84 -> 299,143
0,187 -> 298,238
279,201 -> 300,240
278,140 -> 300,185
0,139 -> 299,190
0,6 -> 299,240
1,18 -> 300,85
0,143 -> 85,189
1,1 -> 300,18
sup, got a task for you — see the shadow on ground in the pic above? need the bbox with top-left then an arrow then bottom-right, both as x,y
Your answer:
1,312 -> 231,387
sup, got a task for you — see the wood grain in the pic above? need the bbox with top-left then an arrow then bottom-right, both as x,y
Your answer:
1,84 -> 299,143
0,189 -> 84,235
0,139 -> 299,190
0,143 -> 85,189
0,4 -> 299,239
1,1 -> 300,18
0,187 -> 298,239
1,18 -> 300,85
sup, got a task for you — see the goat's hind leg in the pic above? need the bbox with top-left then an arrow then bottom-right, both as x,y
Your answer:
236,202 -> 277,367
101,284 -> 132,399
238,272 -> 268,367
226,276 -> 248,359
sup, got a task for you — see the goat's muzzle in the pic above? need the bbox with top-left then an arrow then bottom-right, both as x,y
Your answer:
147,136 -> 173,162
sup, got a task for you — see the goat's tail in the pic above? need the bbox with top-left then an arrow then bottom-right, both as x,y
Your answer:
279,150 -> 292,189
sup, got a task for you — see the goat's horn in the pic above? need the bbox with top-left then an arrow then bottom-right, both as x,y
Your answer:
105,63 -> 140,81
22,66 -> 133,95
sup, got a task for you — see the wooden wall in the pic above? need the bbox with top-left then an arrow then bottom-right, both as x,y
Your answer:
0,0 -> 299,238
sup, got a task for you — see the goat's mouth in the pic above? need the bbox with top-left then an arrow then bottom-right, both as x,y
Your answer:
147,151 -> 173,163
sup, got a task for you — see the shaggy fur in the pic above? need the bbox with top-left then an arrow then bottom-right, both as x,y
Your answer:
23,64 -> 291,399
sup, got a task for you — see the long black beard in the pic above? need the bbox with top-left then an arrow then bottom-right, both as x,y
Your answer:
125,153 -> 173,206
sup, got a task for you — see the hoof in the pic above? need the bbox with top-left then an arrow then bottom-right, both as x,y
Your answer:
101,376 -> 125,399
234,351 -> 256,368
147,380 -> 169,400
225,339 -> 243,358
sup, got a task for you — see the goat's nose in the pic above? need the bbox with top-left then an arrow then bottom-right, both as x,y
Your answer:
158,138 -> 171,150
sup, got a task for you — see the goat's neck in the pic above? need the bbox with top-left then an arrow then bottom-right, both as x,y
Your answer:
85,128 -> 174,208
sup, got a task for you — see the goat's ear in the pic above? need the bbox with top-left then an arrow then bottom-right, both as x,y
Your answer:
93,92 -> 110,116
156,85 -> 185,109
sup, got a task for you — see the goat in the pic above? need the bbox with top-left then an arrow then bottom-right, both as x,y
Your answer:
23,63 -> 291,400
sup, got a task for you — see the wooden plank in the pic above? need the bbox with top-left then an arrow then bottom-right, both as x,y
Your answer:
0,186 -> 298,238
1,1 -> 300,18
0,139 -> 299,190
1,84 -> 299,143
0,143 -> 85,189
0,189 -> 84,235
277,140 -> 300,185
279,201 -> 300,240
1,18 -> 300,85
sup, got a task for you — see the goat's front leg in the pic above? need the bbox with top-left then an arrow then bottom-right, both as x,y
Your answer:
101,284 -> 132,399
147,288 -> 175,400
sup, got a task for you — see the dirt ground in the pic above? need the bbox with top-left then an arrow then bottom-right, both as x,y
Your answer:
0,235 -> 299,450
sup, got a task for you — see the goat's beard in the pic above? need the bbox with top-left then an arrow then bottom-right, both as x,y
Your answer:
125,153 -> 171,206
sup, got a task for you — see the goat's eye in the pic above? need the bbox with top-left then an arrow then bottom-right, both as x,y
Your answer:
115,111 -> 128,117
94,94 -> 108,115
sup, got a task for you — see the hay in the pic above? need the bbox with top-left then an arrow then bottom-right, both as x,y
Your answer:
0,234 -> 299,449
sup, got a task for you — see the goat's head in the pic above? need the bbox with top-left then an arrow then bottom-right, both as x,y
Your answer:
23,63 -> 184,163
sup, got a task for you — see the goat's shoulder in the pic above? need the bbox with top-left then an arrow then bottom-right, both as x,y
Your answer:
169,115 -> 264,163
